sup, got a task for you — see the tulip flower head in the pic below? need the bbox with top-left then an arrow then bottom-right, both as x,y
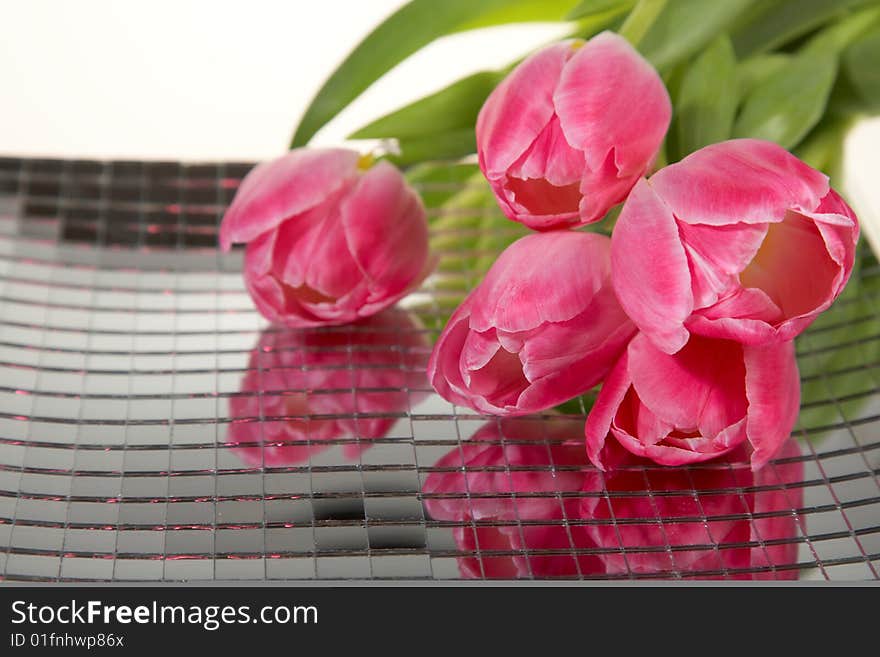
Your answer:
612,139 -> 860,354
476,31 -> 671,230
219,148 -> 434,327
427,231 -> 636,416
585,332 -> 800,471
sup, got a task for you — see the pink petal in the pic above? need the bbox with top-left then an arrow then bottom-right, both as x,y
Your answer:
506,114 -> 585,187
610,425 -> 733,466
469,231 -> 610,333
627,334 -> 748,435
273,199 -> 363,301
744,341 -> 800,470
738,211 -> 841,320
219,148 -> 360,250
339,161 -> 431,308
611,179 -> 693,354
687,287 -> 783,345
577,149 -> 642,224
584,349 -> 632,471
649,139 -> 830,227
426,304 -> 478,410
516,321 -> 634,414
517,285 -> 634,382
476,42 -> 573,180
677,220 -> 768,307
243,230 -> 297,325
554,31 -> 671,176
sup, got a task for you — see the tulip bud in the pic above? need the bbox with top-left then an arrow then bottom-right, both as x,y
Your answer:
585,332 -> 800,471
220,148 -> 434,327
612,139 -> 860,354
428,231 -> 636,415
476,31 -> 671,230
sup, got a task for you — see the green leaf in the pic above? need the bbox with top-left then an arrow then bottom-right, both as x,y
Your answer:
736,53 -> 792,97
567,0 -> 635,20
383,129 -> 479,168
733,52 -> 838,149
405,162 -> 481,209
793,116 -> 854,181
675,35 -> 738,157
290,0 -> 579,148
351,71 -> 503,141
802,5 -> 880,56
636,0 -> 754,70
844,27 -> 880,109
348,6 -> 626,168
618,0 -> 668,47
731,0 -> 876,57
349,70 -> 504,165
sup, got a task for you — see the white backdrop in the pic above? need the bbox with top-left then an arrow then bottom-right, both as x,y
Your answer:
0,0 -> 877,248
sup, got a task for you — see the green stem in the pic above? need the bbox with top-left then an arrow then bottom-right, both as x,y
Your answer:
619,0 -> 668,47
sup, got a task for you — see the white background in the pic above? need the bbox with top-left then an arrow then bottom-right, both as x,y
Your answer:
0,0 -> 877,247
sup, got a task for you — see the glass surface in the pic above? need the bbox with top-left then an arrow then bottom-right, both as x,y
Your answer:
0,156 -> 878,581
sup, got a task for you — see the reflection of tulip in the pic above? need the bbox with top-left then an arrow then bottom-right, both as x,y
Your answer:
581,440 -> 804,579
422,417 -> 602,578
427,231 -> 636,416
476,32 -> 671,230
423,419 -> 804,579
219,149 -> 433,327
612,139 -> 859,354
585,332 -> 800,470
227,309 -> 428,465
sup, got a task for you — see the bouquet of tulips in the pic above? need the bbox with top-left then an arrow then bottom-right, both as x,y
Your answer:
220,0 -> 878,472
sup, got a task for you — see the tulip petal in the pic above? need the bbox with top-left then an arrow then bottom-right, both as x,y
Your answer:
506,115 -> 585,188
243,230 -> 286,324
649,139 -> 830,227
476,42 -> 573,180
339,161 -> 431,305
516,319 -> 634,414
739,210 -> 841,320
273,200 -> 363,302
517,287 -> 634,382
427,305 -> 476,409
744,341 -> 800,470
627,333 -> 747,435
678,220 -> 767,285
584,350 -> 632,471
461,328 -> 504,381
687,286 -> 784,344
554,31 -> 671,176
219,149 -> 360,250
612,179 -> 693,354
469,231 -> 610,333
578,150 -> 641,224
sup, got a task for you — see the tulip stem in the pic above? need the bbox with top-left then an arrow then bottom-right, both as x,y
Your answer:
619,0 -> 668,48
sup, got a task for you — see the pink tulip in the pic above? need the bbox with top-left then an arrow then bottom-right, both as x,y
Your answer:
476,32 -> 671,230
580,439 -> 804,579
227,309 -> 428,466
219,148 -> 434,327
584,332 -> 800,471
427,231 -> 636,416
612,139 -> 859,354
422,417 -> 602,578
